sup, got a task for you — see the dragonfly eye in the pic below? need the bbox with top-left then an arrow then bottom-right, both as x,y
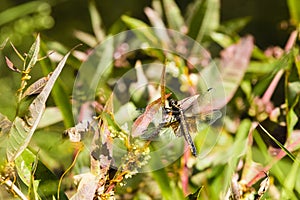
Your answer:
169,99 -> 178,106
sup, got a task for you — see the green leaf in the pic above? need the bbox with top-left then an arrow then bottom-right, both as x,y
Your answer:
29,180 -> 40,200
28,155 -> 40,200
287,0 -> 300,25
294,47 -> 300,78
0,37 -> 8,50
210,32 -> 234,48
0,1 -> 50,26
286,82 -> 299,137
24,34 -> 40,71
253,53 -> 291,96
88,0 -> 105,42
37,107 -> 63,129
288,81 -> 300,104
74,30 -> 98,47
187,0 -> 220,42
121,15 -> 149,29
186,186 -> 203,200
230,119 -> 251,165
40,43 -> 74,128
162,0 -> 185,31
283,155 -> 300,196
15,148 -> 36,186
144,7 -> 167,29
7,51 -> 71,162
218,17 -> 252,36
151,166 -> 184,200
121,15 -> 158,45
258,124 -> 297,162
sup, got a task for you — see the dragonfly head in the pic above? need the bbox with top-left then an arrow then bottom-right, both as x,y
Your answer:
169,99 -> 179,108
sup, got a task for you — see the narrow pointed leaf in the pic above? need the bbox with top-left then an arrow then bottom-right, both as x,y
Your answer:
121,15 -> 159,46
88,0 -> 105,42
258,124 -> 296,162
162,0 -> 185,31
187,0 -> 220,42
7,51 -> 71,162
15,148 -> 36,186
0,38 -> 8,50
24,34 -> 40,71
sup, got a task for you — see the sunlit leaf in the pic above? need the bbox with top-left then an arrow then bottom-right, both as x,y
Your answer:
0,38 -> 8,50
121,15 -> 160,47
0,1 -> 50,26
10,41 -> 24,61
7,51 -> 71,162
74,30 -> 98,47
88,0 -> 105,42
28,154 -> 39,200
288,81 -> 300,104
70,173 -> 99,200
210,32 -> 234,48
37,107 -> 63,129
144,7 -> 166,29
187,0 -> 220,42
162,0 -> 185,31
287,0 -> 300,25
28,180 -> 40,200
15,148 -> 36,186
24,34 -> 40,71
287,82 -> 300,137
283,154 -> 299,196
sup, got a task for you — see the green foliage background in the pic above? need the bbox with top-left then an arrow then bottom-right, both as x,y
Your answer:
0,0 -> 300,199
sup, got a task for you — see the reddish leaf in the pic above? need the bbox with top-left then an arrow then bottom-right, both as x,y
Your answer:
5,56 -> 21,73
220,35 -> 254,103
22,73 -> 51,98
131,93 -> 171,137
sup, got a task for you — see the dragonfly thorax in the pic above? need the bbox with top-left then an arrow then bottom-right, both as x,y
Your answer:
162,99 -> 182,124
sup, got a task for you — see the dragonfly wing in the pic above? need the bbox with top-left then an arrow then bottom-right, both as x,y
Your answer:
178,94 -> 200,111
191,109 -> 222,128
181,89 -> 218,115
139,124 -> 178,142
139,123 -> 164,141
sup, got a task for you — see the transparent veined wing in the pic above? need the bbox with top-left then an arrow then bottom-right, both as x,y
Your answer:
179,88 -> 218,116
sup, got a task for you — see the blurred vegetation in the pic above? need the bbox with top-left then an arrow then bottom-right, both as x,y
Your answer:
0,0 -> 300,200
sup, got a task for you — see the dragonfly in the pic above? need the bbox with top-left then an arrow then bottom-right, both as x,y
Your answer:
139,88 -> 222,157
